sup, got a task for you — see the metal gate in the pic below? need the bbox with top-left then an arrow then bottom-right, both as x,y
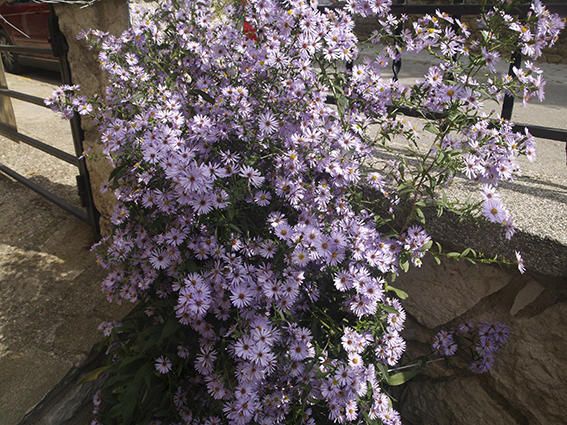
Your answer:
0,6 -> 99,235
321,2 -> 567,160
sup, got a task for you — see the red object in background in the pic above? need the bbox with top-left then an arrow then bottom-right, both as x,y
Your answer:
0,0 -> 58,73
240,0 -> 256,41
243,20 -> 257,41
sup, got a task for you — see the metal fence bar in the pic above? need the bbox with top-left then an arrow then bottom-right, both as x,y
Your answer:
0,45 -> 53,55
321,3 -> 567,17
391,0 -> 405,81
0,8 -> 101,235
0,163 -> 89,222
389,4 -> 567,15
391,105 -> 567,143
0,123 -> 80,165
0,88 -> 49,108
322,3 -> 567,14
326,98 -> 567,143
512,124 -> 567,142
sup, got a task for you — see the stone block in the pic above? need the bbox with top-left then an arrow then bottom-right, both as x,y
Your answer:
400,377 -> 519,425
488,302 -> 567,425
395,258 -> 512,328
509,280 -> 544,316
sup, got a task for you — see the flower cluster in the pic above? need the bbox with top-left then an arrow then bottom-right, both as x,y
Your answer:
46,0 -> 561,424
508,0 -> 564,60
433,321 -> 510,373
432,330 -> 458,357
44,84 -> 87,119
470,321 -> 510,373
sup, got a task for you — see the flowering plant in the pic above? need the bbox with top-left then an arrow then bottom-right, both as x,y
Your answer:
47,0 -> 562,424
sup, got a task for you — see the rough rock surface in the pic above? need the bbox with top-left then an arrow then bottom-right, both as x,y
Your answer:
396,258 -> 512,328
489,302 -> 567,425
396,259 -> 567,425
401,377 -> 519,425
54,0 -> 130,228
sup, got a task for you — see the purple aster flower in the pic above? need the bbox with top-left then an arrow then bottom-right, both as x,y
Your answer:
239,165 -> 265,188
155,356 -> 172,374
258,111 -> 278,137
469,353 -> 495,374
432,330 -> 458,357
149,248 -> 171,270
482,198 -> 508,224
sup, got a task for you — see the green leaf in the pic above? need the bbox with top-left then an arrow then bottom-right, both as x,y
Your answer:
159,318 -> 179,343
381,304 -> 399,314
415,207 -> 426,224
80,365 -> 110,383
121,382 -> 140,424
385,284 -> 409,300
423,121 -> 439,135
109,162 -> 129,182
375,362 -> 389,380
386,367 -> 421,386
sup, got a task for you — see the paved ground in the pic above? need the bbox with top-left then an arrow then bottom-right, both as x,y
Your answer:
0,53 -> 565,424
0,68 -> 127,425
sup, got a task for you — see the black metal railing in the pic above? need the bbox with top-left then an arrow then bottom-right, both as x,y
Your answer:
388,3 -> 567,15
0,6 -> 99,235
320,2 -> 567,159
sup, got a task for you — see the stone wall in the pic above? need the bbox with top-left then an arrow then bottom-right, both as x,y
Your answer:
54,0 -> 130,233
394,258 -> 567,425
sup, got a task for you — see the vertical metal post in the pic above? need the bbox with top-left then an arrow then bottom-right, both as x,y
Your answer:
48,6 -> 101,238
391,0 -> 405,82
0,56 -> 17,131
501,51 -> 522,121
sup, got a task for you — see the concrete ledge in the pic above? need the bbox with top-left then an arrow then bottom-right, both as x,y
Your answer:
426,209 -> 567,277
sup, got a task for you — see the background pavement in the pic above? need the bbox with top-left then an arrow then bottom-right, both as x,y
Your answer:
358,46 -> 567,251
